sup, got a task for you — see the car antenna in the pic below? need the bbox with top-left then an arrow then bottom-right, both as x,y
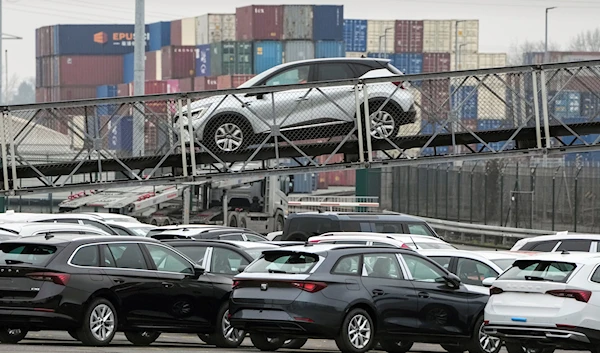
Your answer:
561,250 -> 570,255
45,234 -> 54,240
408,236 -> 419,249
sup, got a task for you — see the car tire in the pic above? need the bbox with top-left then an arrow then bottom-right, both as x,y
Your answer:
367,100 -> 401,140
211,303 -> 245,348
249,333 -> 284,351
467,317 -> 502,353
68,330 -> 79,341
505,343 -> 555,353
335,308 -> 375,353
124,331 -> 161,346
286,231 -> 309,242
379,340 -> 414,353
197,333 -> 216,345
205,115 -> 252,154
229,216 -> 238,227
282,338 -> 308,349
0,328 -> 28,344
76,298 -> 117,346
441,343 -> 467,353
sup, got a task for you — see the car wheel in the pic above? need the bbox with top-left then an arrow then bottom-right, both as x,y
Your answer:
0,328 -> 28,344
286,231 -> 309,241
505,343 -> 555,353
212,304 -> 245,348
124,331 -> 161,346
240,218 -> 247,229
441,343 -> 467,353
276,216 -> 284,232
249,333 -> 284,351
205,116 -> 252,153
368,101 -> 401,140
467,317 -> 502,353
76,298 -> 117,346
229,216 -> 238,228
379,340 -> 414,353
335,308 -> 375,353
68,330 -> 79,341
282,338 -> 308,349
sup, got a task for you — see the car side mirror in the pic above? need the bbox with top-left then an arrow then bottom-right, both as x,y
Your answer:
237,265 -> 247,273
437,273 -> 461,288
192,265 -> 205,279
482,277 -> 496,288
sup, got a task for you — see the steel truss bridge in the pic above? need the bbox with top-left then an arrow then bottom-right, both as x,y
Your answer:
2,60 -> 600,195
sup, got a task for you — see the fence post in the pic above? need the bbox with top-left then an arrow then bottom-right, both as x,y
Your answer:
530,166 -> 537,229
416,167 -> 420,215
406,167 -> 411,214
574,166 -> 582,232
515,161 -> 520,228
470,166 -> 474,224
425,168 -> 430,217
484,165 -> 488,225
457,165 -> 462,222
446,164 -> 450,220
500,168 -> 504,226
552,168 -> 558,231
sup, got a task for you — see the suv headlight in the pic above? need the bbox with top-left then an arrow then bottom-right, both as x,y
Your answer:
175,104 -> 212,124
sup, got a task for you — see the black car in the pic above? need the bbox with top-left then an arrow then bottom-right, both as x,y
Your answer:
0,234 -> 243,348
229,244 -> 490,353
150,227 -> 266,242
281,212 -> 440,241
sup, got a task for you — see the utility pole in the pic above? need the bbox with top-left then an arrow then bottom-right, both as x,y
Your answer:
545,7 -> 557,63
454,20 -> 464,71
133,0 -> 145,157
0,0 -> 3,105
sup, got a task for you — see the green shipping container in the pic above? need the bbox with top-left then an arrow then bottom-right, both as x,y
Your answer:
210,41 -> 253,76
236,42 -> 253,74
356,168 -> 381,212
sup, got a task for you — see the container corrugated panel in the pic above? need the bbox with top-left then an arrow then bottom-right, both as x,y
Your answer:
161,46 -> 196,79
170,20 -> 182,46
35,28 -> 41,58
116,83 -> 130,97
326,170 -> 356,187
210,41 -> 234,76
155,50 -> 162,80
148,21 -> 171,51
96,85 -> 119,116
181,17 -> 197,46
178,78 -> 193,92
553,91 -> 581,119
108,116 -> 133,152
421,79 -> 450,122
35,87 -> 51,103
315,41 -> 345,58
367,20 -> 395,53
194,76 -> 218,91
53,24 -> 149,56
235,42 -> 254,74
196,14 -> 236,45
477,119 -> 513,130
477,75 -> 506,119
313,5 -> 343,41
284,41 -> 315,62
51,85 -> 98,101
145,50 -> 158,81
195,44 -> 211,77
35,58 -> 42,88
123,53 -> 134,83
450,20 -> 479,54
391,53 -> 423,75
317,173 -> 328,189
236,5 -> 284,41
254,41 -> 283,74
451,53 -> 478,70
450,85 -> 477,119
55,55 -> 124,86
423,20 -> 451,53
422,53 -> 451,73
217,74 -> 256,89
343,19 -> 367,52
144,80 -> 169,94
581,92 -> 600,119
283,5 -> 313,40
477,53 -> 507,69
292,173 -> 316,193
394,20 -> 424,53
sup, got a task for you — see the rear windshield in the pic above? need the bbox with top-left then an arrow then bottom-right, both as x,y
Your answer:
492,259 -> 517,270
245,251 -> 320,274
244,248 -> 276,259
499,260 -> 577,283
0,243 -> 60,266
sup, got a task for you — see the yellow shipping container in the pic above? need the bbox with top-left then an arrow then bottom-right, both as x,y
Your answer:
423,20 -> 478,54
181,17 -> 197,46
367,20 -> 395,53
478,53 -> 508,69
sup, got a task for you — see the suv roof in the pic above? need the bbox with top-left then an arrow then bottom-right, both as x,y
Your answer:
0,234 -> 155,245
286,212 -> 425,222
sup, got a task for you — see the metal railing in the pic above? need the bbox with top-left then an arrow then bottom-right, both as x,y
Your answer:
288,196 -> 380,213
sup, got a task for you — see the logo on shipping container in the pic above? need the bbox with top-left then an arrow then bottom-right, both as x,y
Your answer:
93,31 -> 149,47
254,8 -> 265,13
93,32 -> 108,44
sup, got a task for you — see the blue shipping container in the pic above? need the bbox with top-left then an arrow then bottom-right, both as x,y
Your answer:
392,53 -> 423,75
343,19 -> 367,52
553,91 -> 581,119
312,5 -> 344,41
581,92 -> 600,119
422,146 -> 449,156
53,24 -> 149,56
451,85 -> 477,119
96,85 -> 119,116
195,44 -> 211,77
315,41 -> 345,58
254,41 -> 283,74
367,52 -> 391,59
292,173 -> 317,193
148,21 -> 171,51
108,116 -> 133,152
123,52 -> 134,83
477,119 -> 512,131
477,141 -> 515,152
421,121 -> 444,135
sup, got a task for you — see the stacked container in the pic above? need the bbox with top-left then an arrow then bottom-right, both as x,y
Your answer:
366,20 -> 395,53
343,19 -> 367,54
394,20 -> 424,53
209,41 -> 253,76
196,14 -> 236,45
170,17 -> 197,46
161,46 -> 196,79
236,5 -> 284,41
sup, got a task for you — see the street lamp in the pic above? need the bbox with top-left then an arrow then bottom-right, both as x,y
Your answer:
378,27 -> 394,58
545,7 -> 557,63
454,20 -> 465,71
2,33 -> 23,104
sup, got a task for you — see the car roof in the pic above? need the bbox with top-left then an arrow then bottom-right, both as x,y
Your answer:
288,212 -> 426,222
417,249 -> 532,261
261,243 -> 411,256
0,222 -> 107,234
316,233 -> 445,243
107,222 -> 156,229
518,232 -> 600,242
164,239 -> 278,249
503,251 -> 600,265
151,224 -> 228,231
0,234 -> 156,246
84,213 -> 140,222
254,57 -> 390,75
0,212 -> 108,223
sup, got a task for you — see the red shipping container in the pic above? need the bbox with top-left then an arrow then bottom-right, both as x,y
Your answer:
40,57 -> 52,87
421,79 -> 450,123
178,77 -> 193,92
144,80 -> 169,94
462,118 -> 477,132
422,53 -> 451,73
55,55 -> 124,86
394,20 -> 424,53
194,76 -> 218,91
326,170 -> 356,187
317,173 -> 329,189
170,20 -> 182,46
217,75 -> 255,89
145,120 -> 158,153
38,26 -> 53,57
116,83 -> 130,97
51,85 -> 97,102
236,5 -> 284,41
35,87 -> 51,103
144,51 -> 158,81
161,46 -> 196,80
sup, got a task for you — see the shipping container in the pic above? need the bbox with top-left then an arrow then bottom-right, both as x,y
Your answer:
283,5 -> 313,40
315,41 -> 345,58
326,170 -> 356,187
423,20 -> 478,53
391,53 -> 423,75
144,80 -> 169,94
394,20 -> 424,53
161,45 -> 196,79
313,5 -> 343,41
581,92 -> 600,119
178,77 -> 193,92
53,55 -> 123,86
524,51 -> 600,65
343,19 -> 367,52
422,53 -> 451,73
51,85 -> 98,101
35,28 -> 41,58
195,44 -> 211,77
196,14 -> 236,45
367,20 -> 395,53
209,41 -> 253,76
181,17 -> 197,46
116,83 -> 130,97
477,75 -> 506,119
124,51 -> 160,83
37,26 -> 53,57
148,21 -> 171,51
194,76 -> 218,91
236,5 -> 284,41
35,87 -> 51,103
216,74 -> 256,89
317,173 -> 328,189
108,115 -> 133,152
477,119 -> 513,130
123,53 -> 134,83
450,85 -> 477,119
165,79 -> 181,93
254,41 -> 283,74
291,173 -> 317,193
35,58 -> 42,88
422,146 -> 450,156
284,41 -> 315,62
477,53 -> 507,69
421,79 -> 451,123
52,24 -> 149,56
235,42 -> 254,74
367,52 -> 392,60
553,91 -> 581,119
451,53 -> 478,71
96,85 -> 119,116
170,20 -> 182,46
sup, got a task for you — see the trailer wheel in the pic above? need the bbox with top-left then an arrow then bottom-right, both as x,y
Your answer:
240,218 -> 247,229
229,216 -> 238,227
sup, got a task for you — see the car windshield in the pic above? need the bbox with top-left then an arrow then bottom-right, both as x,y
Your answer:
0,243 -> 60,266
499,260 -> 577,283
492,259 -> 517,270
244,251 -> 320,274
128,227 -> 154,237
413,242 -> 455,250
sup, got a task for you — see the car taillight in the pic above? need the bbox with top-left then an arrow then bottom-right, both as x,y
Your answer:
489,286 -> 503,295
232,280 -> 241,289
400,243 -> 410,249
392,81 -> 405,89
308,239 -> 320,243
27,272 -> 70,286
291,281 -> 327,293
546,289 -> 592,303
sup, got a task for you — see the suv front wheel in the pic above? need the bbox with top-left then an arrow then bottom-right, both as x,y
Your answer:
467,316 -> 502,353
204,115 -> 253,153
335,308 -> 374,353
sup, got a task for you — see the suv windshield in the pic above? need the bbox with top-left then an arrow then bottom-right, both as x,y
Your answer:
0,243 -> 60,266
244,251 -> 320,274
499,260 -> 577,283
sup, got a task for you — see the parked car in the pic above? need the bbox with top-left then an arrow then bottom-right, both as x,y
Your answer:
105,221 -> 157,237
81,213 -> 141,223
309,232 -> 455,250
511,232 -> 600,253
175,58 -> 416,154
145,224 -> 233,238
152,227 -> 266,241
0,234 -> 241,348
281,212 -> 439,241
230,243 -> 491,353
483,252 -> 600,353
266,230 -> 283,241
0,223 -> 111,238
0,211 -> 119,235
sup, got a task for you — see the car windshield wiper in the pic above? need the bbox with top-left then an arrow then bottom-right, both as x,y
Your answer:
268,269 -> 288,274
5,259 -> 32,265
524,275 -> 554,282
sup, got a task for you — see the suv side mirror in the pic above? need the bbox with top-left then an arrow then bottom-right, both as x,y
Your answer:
192,265 -> 205,279
237,265 -> 247,273
482,277 -> 496,288
436,273 -> 461,288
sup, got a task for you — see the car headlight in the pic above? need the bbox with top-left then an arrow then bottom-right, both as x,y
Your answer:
175,104 -> 212,124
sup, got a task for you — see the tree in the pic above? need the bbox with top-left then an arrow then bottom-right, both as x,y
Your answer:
10,78 -> 34,105
569,28 -> 600,51
507,40 -> 561,65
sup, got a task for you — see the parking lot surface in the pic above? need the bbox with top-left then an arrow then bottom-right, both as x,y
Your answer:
0,332 -> 579,353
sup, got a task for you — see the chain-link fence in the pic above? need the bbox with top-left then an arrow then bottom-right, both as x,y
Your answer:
388,157 -> 600,233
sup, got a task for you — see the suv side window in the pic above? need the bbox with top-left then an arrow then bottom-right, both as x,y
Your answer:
211,247 -> 250,275
351,64 -> 374,77
71,245 -> 99,267
106,243 -> 147,270
591,266 -> 600,283
522,240 -> 559,252
316,63 -> 355,81
402,253 -> 446,282
362,253 -> 403,279
406,223 -> 436,237
556,240 -> 593,252
144,244 -> 194,274
456,258 -> 497,286
266,65 -> 312,86
429,256 -> 452,270
287,218 -> 337,238
332,255 -> 361,275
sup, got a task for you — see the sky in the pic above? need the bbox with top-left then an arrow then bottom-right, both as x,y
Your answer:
3,0 -> 599,83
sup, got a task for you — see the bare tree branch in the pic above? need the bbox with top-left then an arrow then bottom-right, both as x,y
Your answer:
569,28 -> 600,51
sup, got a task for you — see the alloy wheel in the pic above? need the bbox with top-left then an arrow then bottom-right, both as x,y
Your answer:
370,111 -> 395,139
221,310 -> 244,343
347,314 -> 371,349
479,322 -> 501,353
6,329 -> 21,336
215,123 -> 244,152
90,304 -> 115,342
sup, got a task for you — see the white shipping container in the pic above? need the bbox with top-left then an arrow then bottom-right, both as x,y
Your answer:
196,14 -> 236,45
423,20 -> 478,54
477,75 -> 507,120
346,51 -> 367,58
451,20 -> 479,54
367,20 -> 395,53
181,17 -> 197,46
284,41 -> 315,62
451,53 -> 478,71
155,49 -> 162,80
478,53 -> 507,69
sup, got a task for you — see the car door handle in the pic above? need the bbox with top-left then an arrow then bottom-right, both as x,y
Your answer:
112,278 -> 125,284
372,289 -> 385,297
241,102 -> 251,108
295,97 -> 309,101
162,282 -> 174,288
418,291 -> 430,298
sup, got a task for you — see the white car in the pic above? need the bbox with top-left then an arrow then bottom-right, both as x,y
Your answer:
0,211 -> 119,235
176,58 -> 416,153
309,232 -> 455,250
145,224 -> 237,238
483,252 -> 600,353
511,232 -> 600,253
105,221 -> 157,237
0,223 -> 110,238
266,231 -> 283,241
82,213 -> 141,223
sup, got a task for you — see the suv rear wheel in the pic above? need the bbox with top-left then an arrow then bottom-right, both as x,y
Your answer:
205,115 -> 252,153
335,308 -> 374,353
124,331 -> 161,346
467,317 -> 501,353
0,328 -> 28,344
77,298 -> 117,346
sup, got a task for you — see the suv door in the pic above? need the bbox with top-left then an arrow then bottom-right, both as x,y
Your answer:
208,246 -> 250,276
312,62 -> 359,124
